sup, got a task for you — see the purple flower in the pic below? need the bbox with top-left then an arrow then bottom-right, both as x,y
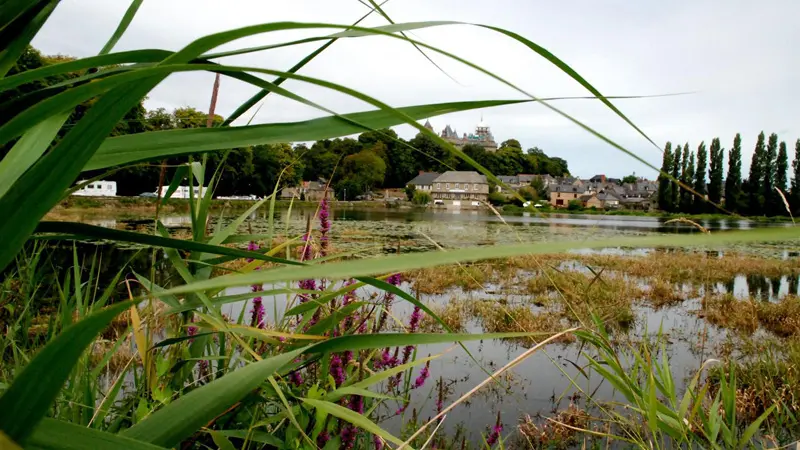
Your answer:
340,425 -> 357,450
330,354 -> 345,387
408,306 -> 422,333
373,434 -> 384,450
413,361 -> 430,389
300,233 -> 314,262
246,240 -> 258,262
319,198 -> 330,256
348,394 -> 364,414
387,273 -> 402,286
316,431 -> 330,448
343,350 -> 353,366
375,348 -> 399,370
395,405 -> 407,415
289,370 -> 304,386
487,413 -> 503,446
250,297 -> 265,328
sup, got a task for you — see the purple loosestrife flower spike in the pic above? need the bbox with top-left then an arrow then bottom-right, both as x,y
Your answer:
486,412 -> 503,446
413,360 -> 431,389
319,197 -> 330,256
316,431 -> 330,448
250,297 -> 265,328
330,354 -> 345,387
340,425 -> 357,450
373,434 -> 384,450
289,370 -> 304,386
246,240 -> 258,262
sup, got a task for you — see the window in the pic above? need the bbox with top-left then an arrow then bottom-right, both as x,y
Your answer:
436,183 -> 441,189
574,194 -> 578,198
474,184 -> 478,191
446,183 -> 450,189
557,192 -> 561,198
455,183 -> 459,189
87,184 -> 94,189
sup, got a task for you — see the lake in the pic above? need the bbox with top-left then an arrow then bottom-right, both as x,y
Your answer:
56,206 -> 800,446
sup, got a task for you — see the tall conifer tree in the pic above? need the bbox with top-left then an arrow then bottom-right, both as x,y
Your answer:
693,141 -> 708,213
747,132 -> 766,215
763,133 -> 778,215
671,143 -> 682,209
708,137 -> 724,209
657,142 -> 674,211
725,133 -> 743,213
775,141 -> 789,214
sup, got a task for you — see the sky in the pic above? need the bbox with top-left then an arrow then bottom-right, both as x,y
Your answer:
32,0 -> 800,178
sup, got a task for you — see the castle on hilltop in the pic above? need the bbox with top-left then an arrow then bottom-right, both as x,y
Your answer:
423,118 -> 498,152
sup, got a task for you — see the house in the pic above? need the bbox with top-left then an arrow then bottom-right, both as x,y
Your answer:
589,174 -> 607,184
159,185 -> 207,199
580,193 -> 604,209
280,180 -> 327,201
549,184 -> 587,208
72,180 -> 117,197
496,175 -> 519,192
406,172 -> 441,192
430,171 -> 489,208
619,196 -> 653,210
597,191 -> 622,209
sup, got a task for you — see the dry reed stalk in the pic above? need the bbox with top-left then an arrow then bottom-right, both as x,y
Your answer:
664,217 -> 710,233
775,187 -> 795,225
397,327 -> 579,449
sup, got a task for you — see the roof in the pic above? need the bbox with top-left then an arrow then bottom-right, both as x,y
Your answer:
579,194 -> 595,202
551,184 -> 582,193
597,191 -> 622,201
497,175 -> 519,184
433,171 -> 488,184
407,172 -> 441,186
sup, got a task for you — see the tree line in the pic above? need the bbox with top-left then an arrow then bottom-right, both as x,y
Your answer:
656,132 -> 800,216
4,47 -> 570,199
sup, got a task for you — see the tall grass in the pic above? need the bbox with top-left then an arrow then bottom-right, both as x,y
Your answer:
0,1 -> 798,449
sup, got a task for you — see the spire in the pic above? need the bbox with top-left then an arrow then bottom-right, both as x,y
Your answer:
423,119 -> 433,131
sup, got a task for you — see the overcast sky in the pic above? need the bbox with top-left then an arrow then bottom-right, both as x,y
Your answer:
32,0 -> 800,178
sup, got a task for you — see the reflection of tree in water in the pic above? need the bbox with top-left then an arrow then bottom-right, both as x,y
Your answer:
724,278 -> 736,295
790,275 -> 800,296
34,242 -> 169,305
770,276 -> 783,300
746,274 -> 770,301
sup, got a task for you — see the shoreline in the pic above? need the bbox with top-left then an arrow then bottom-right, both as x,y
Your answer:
51,196 -> 793,223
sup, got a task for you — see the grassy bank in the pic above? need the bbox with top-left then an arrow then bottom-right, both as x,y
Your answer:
501,204 -> 794,222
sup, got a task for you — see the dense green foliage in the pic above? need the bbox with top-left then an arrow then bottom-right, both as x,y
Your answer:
656,142 -> 674,212
693,141 -> 707,213
725,133 -> 743,213
707,137 -> 724,208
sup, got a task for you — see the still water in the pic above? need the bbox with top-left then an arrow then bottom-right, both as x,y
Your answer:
64,207 -> 796,444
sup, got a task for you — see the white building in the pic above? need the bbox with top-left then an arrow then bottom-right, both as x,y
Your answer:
159,185 -> 207,199
72,180 -> 117,197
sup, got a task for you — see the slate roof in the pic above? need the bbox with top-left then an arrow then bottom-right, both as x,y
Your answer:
433,171 -> 488,184
406,172 -> 441,186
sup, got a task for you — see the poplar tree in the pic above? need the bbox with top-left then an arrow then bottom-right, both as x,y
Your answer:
707,137 -> 724,209
657,142 -> 674,211
671,143 -> 682,209
775,141 -> 789,214
763,133 -> 778,215
680,150 -> 695,213
792,139 -> 800,214
725,133 -> 743,213
693,141 -> 708,213
747,132 -> 765,215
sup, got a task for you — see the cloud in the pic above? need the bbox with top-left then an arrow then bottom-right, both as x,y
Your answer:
32,0 -> 800,177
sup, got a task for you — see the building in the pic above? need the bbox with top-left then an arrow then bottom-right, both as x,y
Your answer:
72,180 -> 117,197
597,191 -> 622,209
430,171 -> 489,207
579,193 -> 604,209
280,180 -> 327,201
405,171 -> 440,192
423,118 -> 498,152
159,185 -> 207,199
548,184 -> 587,208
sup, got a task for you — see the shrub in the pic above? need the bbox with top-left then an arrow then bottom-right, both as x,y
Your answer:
567,199 -> 583,211
405,184 -> 416,201
412,190 -> 432,205
488,191 -> 507,206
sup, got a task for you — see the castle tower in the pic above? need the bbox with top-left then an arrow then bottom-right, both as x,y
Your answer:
423,119 -> 434,131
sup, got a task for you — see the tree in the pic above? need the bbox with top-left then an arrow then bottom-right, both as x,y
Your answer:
725,133 -> 743,213
657,142 -> 674,212
693,141 -> 708,213
500,139 -> 522,150
412,190 -> 432,205
680,150 -> 695,213
408,132 -> 456,173
707,138 -> 724,210
622,174 -> 638,184
671,143 -> 683,209
249,143 -> 303,196
747,132 -> 766,215
530,176 -> 547,200
405,185 -> 416,201
567,199 -> 583,211
791,139 -> 800,214
775,141 -> 789,215
335,150 -> 386,199
763,133 -> 778,215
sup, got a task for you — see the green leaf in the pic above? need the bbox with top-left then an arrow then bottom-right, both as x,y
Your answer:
305,332 -> 553,355
301,398 -> 405,447
0,113 -> 68,199
0,1 -> 57,78
0,301 -> 132,445
86,99 -> 526,170
207,430 -> 236,450
328,354 -> 438,402
213,430 -> 283,448
122,348 -> 304,447
34,222 -> 300,267
98,0 -> 143,56
737,404 -> 776,450
157,228 -> 800,297
26,418 -> 166,450
160,165 -> 188,205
